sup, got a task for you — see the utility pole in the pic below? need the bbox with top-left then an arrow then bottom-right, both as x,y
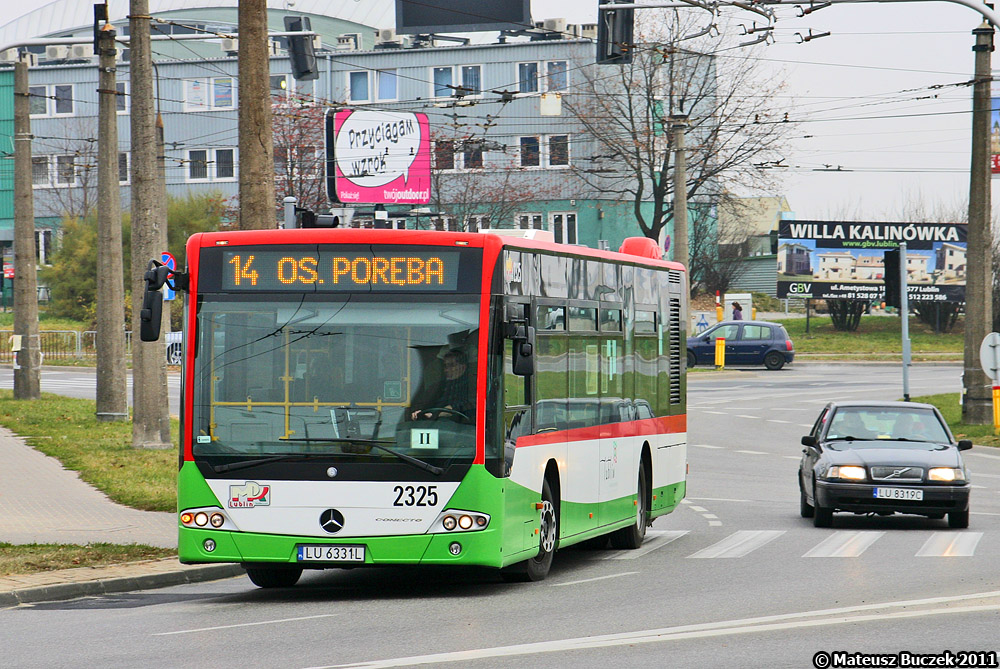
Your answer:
671,116 -> 689,268
95,21 -> 127,422
12,57 -> 40,400
129,0 -> 170,447
963,22 -> 994,424
238,0 -> 276,230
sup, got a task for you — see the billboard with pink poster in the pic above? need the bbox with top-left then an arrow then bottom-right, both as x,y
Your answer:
326,109 -> 431,204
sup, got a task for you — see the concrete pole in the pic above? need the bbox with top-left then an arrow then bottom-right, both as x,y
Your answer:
671,116 -> 689,268
238,0 -> 276,230
12,58 -> 40,400
962,23 -> 994,424
129,0 -> 171,447
95,23 -> 128,422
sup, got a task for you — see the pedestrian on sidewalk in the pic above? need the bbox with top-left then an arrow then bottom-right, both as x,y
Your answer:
732,301 -> 744,320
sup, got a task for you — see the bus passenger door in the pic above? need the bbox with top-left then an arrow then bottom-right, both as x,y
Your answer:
598,308 -> 628,527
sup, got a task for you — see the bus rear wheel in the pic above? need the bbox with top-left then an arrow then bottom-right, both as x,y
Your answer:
245,565 -> 303,588
501,478 -> 558,582
610,463 -> 649,549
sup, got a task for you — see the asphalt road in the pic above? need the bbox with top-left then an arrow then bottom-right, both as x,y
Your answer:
4,363 -> 1000,668
0,367 -> 182,416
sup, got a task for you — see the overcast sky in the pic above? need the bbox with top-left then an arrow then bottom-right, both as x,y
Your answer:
8,1 -> 996,221
532,0 -> 997,221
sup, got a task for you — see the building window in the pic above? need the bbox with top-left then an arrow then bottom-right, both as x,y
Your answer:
28,86 -> 47,116
216,149 -> 235,179
517,213 -> 543,229
550,212 -> 577,244
348,71 -> 369,102
29,84 -> 74,116
118,152 -> 129,184
377,69 -> 397,100
432,66 -> 453,97
187,148 -> 236,181
56,155 -> 76,186
463,142 -> 483,169
461,65 -> 481,95
548,135 -> 570,167
519,136 -> 540,167
31,156 -> 49,186
546,61 -> 568,91
116,81 -> 128,113
466,215 -> 490,232
518,62 -> 538,93
188,150 -> 209,180
184,77 -> 237,111
35,229 -> 53,265
434,140 -> 455,170
433,65 -> 482,97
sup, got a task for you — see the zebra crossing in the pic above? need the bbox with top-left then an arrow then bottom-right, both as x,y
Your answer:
592,528 -> 990,560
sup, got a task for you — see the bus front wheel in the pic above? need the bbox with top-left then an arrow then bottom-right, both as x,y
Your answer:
245,565 -> 303,588
501,478 -> 558,583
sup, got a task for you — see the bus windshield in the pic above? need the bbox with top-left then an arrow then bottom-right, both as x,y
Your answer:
191,294 -> 480,468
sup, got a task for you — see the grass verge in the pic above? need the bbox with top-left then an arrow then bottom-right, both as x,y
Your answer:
0,391 -> 179,575
0,390 -> 177,512
911,392 -> 1000,448
0,543 -> 176,577
777,315 -> 963,356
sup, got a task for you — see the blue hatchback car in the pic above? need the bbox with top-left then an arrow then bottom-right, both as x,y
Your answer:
687,320 -> 795,370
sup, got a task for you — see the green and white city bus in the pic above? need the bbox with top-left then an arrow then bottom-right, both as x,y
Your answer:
140,227 -> 688,587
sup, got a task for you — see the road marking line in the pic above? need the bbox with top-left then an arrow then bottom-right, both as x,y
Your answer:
766,419 -> 793,424
735,450 -> 768,455
688,530 -> 784,559
915,532 -> 983,557
708,520 -> 722,526
803,531 -> 884,558
688,506 -> 708,512
737,414 -> 758,419
316,596 -> 1000,668
783,456 -> 801,460
686,497 -> 750,503
606,530 -> 689,560
702,514 -> 718,519
971,472 -> 1000,478
967,451 -> 1000,461
691,444 -> 724,449
156,613 -> 338,636
550,571 -> 640,587
703,410 -> 727,415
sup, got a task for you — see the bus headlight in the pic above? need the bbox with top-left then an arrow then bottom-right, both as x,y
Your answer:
179,507 -> 238,531
430,510 -> 490,533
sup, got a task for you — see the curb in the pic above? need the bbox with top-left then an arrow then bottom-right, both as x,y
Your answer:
0,563 -> 246,608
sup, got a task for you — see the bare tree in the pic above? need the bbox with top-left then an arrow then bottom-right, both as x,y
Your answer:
566,10 -> 791,280
272,92 -> 329,214
426,131 -> 562,230
31,117 -> 100,220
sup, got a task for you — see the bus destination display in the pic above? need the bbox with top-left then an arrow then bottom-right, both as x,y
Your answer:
221,250 -> 461,292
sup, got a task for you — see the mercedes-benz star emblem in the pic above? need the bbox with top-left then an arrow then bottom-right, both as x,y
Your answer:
320,509 -> 345,534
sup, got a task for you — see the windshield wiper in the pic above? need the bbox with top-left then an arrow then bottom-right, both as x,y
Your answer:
210,453 -> 333,473
280,437 -> 444,476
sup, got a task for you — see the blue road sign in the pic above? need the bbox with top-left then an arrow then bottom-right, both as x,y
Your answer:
161,252 -> 176,301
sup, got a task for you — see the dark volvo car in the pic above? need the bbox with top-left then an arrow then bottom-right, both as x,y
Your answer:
686,320 -> 794,370
799,401 -> 972,528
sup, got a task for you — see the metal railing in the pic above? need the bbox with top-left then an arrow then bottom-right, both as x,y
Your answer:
0,330 -> 147,362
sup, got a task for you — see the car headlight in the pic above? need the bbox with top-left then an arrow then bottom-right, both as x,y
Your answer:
928,467 -> 965,482
827,465 -> 866,481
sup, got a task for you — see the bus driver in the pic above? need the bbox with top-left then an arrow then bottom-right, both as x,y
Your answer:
411,349 -> 472,420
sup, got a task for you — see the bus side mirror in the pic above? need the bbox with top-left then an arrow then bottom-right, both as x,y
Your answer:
510,324 -> 535,376
139,261 -> 170,342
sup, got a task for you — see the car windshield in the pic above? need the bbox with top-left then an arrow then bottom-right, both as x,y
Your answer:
191,294 -> 480,466
826,407 -> 950,445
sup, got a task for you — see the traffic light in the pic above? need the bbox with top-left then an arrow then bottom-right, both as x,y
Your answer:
283,16 -> 318,81
883,249 -> 900,308
596,0 -> 634,64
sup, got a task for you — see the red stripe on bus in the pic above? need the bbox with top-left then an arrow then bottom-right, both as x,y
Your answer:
514,414 -> 686,448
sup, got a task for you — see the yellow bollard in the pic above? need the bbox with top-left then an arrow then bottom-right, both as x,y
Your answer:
751,307 -> 757,320
715,306 -> 724,322
993,385 -> 1000,436
715,337 -> 726,369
